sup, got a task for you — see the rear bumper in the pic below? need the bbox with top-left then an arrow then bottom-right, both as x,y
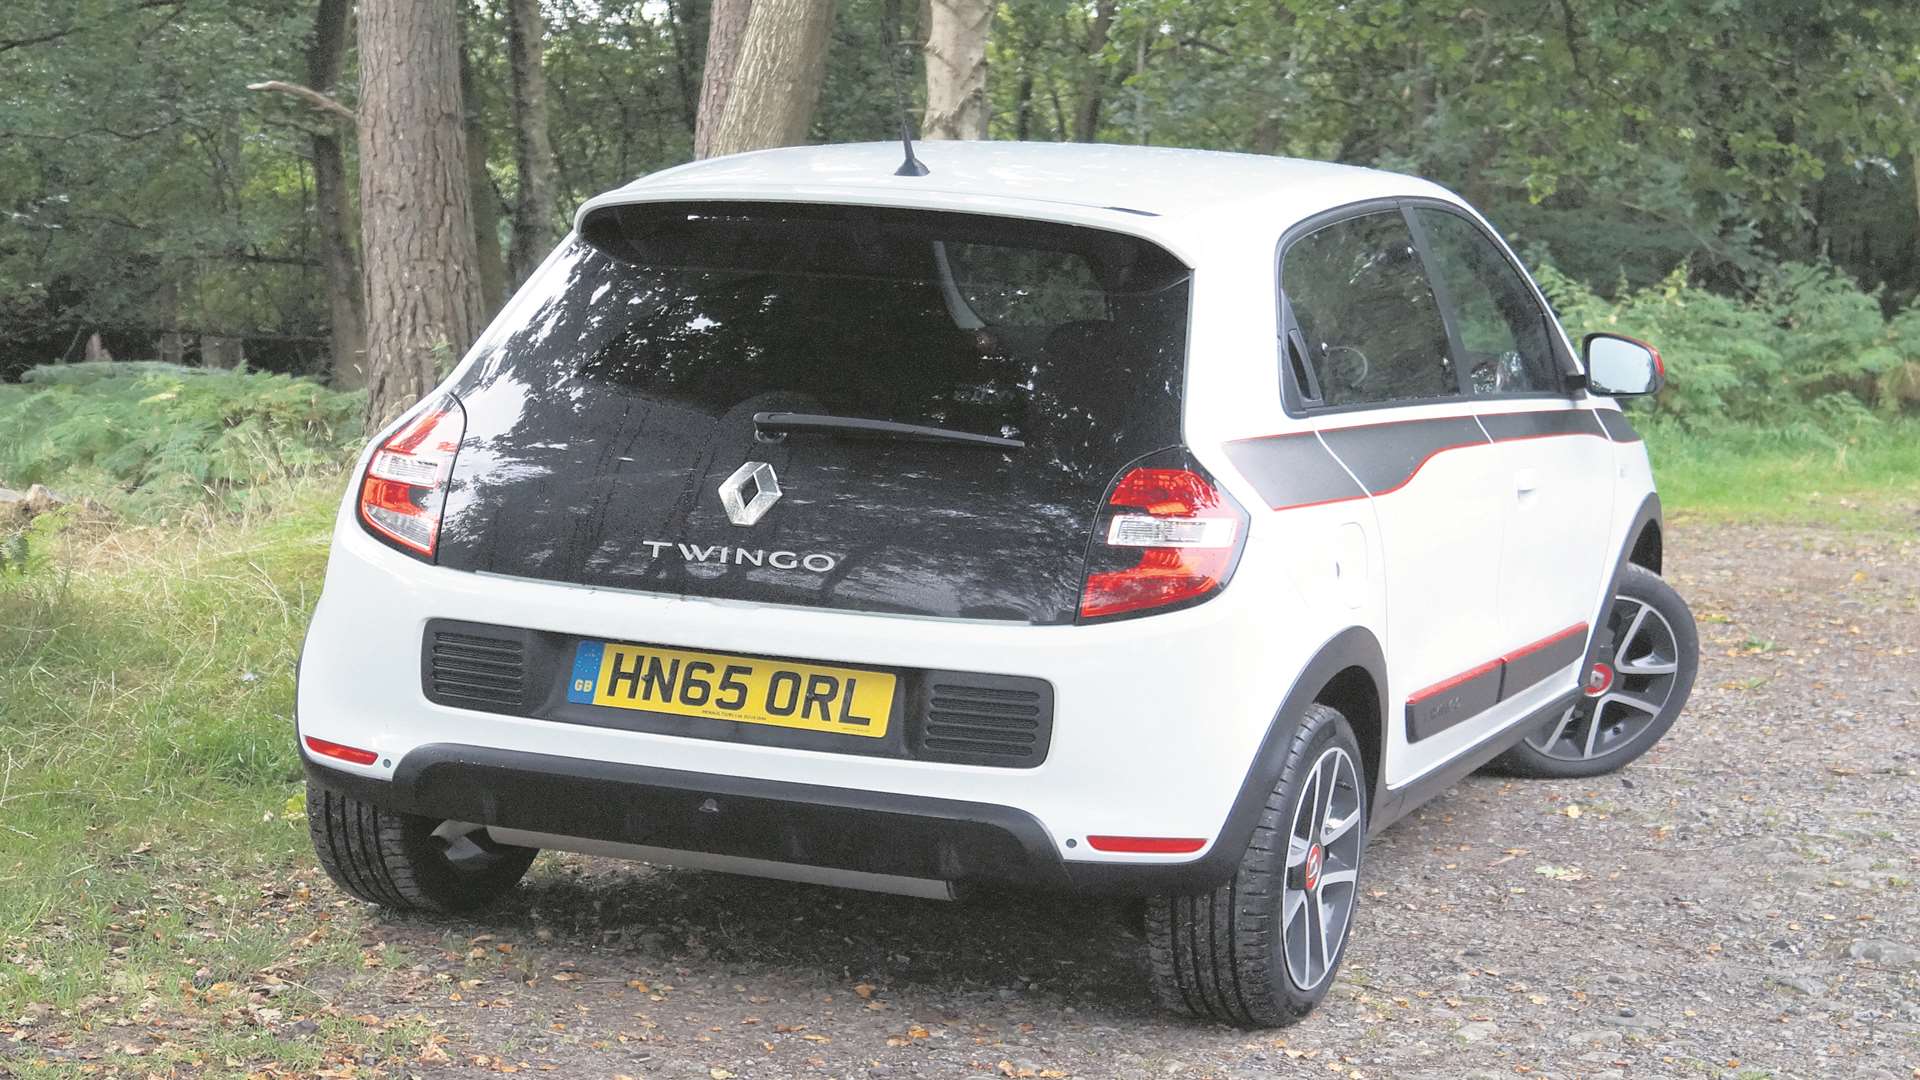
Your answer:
297,497 -> 1331,895
303,746 -> 1232,895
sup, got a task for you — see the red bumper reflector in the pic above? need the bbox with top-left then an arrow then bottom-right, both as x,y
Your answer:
1085,835 -> 1207,854
304,735 -> 378,766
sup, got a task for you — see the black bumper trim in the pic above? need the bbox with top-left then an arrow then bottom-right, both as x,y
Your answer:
301,744 -> 1235,895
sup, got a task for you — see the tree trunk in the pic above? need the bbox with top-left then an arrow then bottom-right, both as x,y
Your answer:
704,0 -> 834,158
458,21 -> 508,313
693,0 -> 752,158
154,280 -> 187,366
307,0 -> 366,389
1013,65 -> 1033,141
665,0 -> 705,138
358,0 -> 487,429
1912,147 -> 1920,259
312,132 -> 368,387
922,0 -> 990,140
506,0 -> 558,286
1070,1 -> 1115,142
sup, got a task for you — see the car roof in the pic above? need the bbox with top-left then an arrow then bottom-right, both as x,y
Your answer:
575,141 -> 1464,264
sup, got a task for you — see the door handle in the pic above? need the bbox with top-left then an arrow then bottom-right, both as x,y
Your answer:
1515,469 -> 1540,494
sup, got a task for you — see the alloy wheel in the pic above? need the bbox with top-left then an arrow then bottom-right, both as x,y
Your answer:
1526,595 -> 1681,762
1282,745 -> 1363,991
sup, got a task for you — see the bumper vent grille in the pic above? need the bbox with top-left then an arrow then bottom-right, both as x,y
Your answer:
912,675 -> 1054,768
427,629 -> 528,711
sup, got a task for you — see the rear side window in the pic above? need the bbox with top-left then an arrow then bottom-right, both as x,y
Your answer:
1282,211 -> 1457,408
478,202 -> 1191,476
1413,209 -> 1561,396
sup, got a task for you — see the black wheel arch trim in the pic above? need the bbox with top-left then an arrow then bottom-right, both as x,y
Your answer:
1191,627 -> 1389,874
1583,492 -> 1664,675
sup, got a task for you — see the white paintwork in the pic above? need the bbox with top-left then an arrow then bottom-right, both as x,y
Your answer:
298,141 -> 1661,883
1486,399 -> 1619,658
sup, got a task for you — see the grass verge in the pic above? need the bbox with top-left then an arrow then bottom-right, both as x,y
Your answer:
1644,418 -> 1920,530
0,475 -> 446,1077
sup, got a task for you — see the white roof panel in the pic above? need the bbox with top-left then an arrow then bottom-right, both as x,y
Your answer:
575,141 -> 1460,264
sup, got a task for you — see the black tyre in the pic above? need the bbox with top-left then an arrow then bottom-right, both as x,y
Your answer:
1146,703 -> 1366,1027
1493,563 -> 1699,779
307,781 -> 537,912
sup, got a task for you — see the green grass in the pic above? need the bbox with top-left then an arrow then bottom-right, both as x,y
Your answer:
0,476 -> 438,1073
1645,418 -> 1920,530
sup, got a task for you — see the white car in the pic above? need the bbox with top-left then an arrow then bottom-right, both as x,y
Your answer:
297,141 -> 1698,1026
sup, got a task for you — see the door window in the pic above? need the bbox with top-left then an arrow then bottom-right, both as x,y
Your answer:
1414,209 -> 1561,396
1281,210 -> 1458,408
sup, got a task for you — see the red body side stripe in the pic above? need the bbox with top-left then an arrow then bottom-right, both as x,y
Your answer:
1500,622 -> 1590,664
1407,622 -> 1589,705
1406,656 -> 1503,704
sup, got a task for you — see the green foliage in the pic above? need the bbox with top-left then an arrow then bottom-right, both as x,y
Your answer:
0,504 -> 69,580
0,364 -> 362,518
1540,259 -> 1920,427
991,0 -> 1920,304
11,0 -> 1920,398
0,0 -> 322,374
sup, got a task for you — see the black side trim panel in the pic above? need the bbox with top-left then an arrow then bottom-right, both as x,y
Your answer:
1478,408 -> 1606,442
1405,662 -> 1502,742
1316,415 -> 1490,495
1501,626 -> 1589,700
1221,433 -> 1366,510
1403,621 -> 1589,744
1595,409 -> 1642,442
1227,409 -> 1616,512
1371,689 -> 1582,831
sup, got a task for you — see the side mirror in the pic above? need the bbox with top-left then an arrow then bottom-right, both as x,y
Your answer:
1582,333 -> 1664,397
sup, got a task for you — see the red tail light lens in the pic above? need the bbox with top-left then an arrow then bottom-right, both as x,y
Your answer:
357,398 -> 466,559
1078,452 -> 1248,622
304,735 -> 379,766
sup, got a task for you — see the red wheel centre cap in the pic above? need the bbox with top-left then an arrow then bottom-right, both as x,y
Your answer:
1304,844 -> 1324,891
1585,661 -> 1615,697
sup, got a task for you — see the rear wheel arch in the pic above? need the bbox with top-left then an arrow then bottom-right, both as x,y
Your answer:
1313,665 -> 1382,816
1213,627 -> 1386,859
1629,518 -> 1662,574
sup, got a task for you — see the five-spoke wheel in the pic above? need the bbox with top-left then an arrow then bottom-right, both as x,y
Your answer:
1495,563 -> 1698,778
1282,744 -> 1363,991
1147,702 -> 1368,1027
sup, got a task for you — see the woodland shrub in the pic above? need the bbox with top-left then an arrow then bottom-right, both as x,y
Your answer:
0,364 -> 362,519
1537,261 -> 1920,433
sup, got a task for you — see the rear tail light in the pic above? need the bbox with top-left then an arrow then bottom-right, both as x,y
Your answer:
357,397 -> 466,559
1078,450 -> 1249,622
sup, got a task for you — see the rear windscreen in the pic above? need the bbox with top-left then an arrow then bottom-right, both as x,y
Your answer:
466,202 -> 1191,476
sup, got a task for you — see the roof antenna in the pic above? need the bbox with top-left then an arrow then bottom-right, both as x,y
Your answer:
880,15 -> 929,176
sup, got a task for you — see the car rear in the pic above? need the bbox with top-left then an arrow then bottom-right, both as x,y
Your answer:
297,196 -> 1307,894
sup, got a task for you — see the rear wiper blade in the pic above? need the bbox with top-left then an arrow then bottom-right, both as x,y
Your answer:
753,412 -> 1024,450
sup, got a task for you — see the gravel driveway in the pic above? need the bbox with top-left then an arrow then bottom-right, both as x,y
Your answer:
266,520 -> 1920,1079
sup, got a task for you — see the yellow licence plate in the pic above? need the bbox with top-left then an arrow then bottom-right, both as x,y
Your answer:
565,640 -> 894,738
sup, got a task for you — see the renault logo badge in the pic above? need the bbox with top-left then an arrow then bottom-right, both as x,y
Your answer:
718,461 -> 781,526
